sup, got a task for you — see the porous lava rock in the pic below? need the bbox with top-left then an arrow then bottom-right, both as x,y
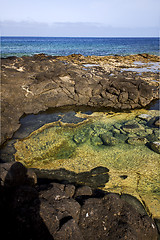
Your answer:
0,162 -> 158,240
1,54 -> 159,144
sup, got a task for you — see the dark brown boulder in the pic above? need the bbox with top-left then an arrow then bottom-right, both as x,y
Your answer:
79,194 -> 158,240
0,162 -> 158,240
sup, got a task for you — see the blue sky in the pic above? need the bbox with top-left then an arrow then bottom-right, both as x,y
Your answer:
0,0 -> 160,36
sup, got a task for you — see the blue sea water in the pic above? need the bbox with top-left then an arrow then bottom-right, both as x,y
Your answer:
1,37 -> 159,58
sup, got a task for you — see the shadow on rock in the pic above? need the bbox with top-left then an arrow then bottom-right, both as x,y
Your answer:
0,162 -> 159,240
33,166 -> 110,188
0,162 -> 54,240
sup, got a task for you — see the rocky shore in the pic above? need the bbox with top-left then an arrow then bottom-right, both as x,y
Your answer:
1,53 -> 159,144
1,54 -> 160,239
0,162 -> 158,240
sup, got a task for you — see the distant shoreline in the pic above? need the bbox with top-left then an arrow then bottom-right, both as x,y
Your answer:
1,53 -> 160,60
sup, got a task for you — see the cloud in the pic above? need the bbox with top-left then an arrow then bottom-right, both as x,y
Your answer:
0,21 -> 159,37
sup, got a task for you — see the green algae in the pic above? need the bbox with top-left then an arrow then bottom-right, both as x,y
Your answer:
14,109 -> 160,218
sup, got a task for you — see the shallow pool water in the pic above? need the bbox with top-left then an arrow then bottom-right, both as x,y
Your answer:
83,64 -> 100,68
121,61 -> 160,74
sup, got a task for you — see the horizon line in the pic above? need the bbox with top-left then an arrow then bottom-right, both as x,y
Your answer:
1,36 -> 159,38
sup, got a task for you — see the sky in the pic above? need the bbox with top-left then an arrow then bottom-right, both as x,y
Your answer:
0,0 -> 160,37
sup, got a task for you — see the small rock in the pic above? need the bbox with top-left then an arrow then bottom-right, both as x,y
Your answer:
51,182 -> 65,191
127,137 -> 148,145
90,135 -> 103,146
100,133 -> 118,146
154,119 -> 160,127
39,183 -> 68,203
127,133 -> 138,138
150,141 -> 160,154
114,123 -> 121,130
112,128 -> 120,135
136,129 -> 150,137
75,186 -> 93,198
148,116 -> 160,128
137,114 -> 152,121
64,184 -> 76,198
122,121 -> 143,133
145,128 -> 153,135
147,132 -> 159,142
154,129 -> 160,140
113,132 -> 128,142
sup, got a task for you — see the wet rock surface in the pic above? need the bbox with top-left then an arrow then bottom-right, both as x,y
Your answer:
150,141 -> 160,154
1,54 -> 159,144
0,162 -> 159,240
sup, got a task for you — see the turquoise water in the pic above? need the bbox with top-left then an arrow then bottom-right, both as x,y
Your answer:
1,37 -> 159,57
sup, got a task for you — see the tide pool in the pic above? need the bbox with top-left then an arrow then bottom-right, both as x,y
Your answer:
6,108 -> 159,219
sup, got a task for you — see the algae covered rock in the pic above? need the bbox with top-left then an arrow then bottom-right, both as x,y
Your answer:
154,118 -> 160,127
112,130 -> 128,143
90,123 -> 108,135
147,129 -> 160,142
100,133 -> 118,146
122,120 -> 144,133
73,127 -> 91,144
150,141 -> 160,154
90,135 -> 103,146
127,137 -> 148,145
148,116 -> 160,128
137,114 -> 152,121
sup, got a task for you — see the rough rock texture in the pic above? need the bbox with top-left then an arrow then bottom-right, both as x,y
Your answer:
1,54 -> 159,144
79,195 -> 157,240
0,162 -> 159,240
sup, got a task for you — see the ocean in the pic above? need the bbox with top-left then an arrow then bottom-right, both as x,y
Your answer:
1,37 -> 159,58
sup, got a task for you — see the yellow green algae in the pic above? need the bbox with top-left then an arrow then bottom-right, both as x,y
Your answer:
14,109 -> 160,219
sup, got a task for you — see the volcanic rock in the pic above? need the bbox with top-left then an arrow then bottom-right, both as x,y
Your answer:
1,54 -> 159,144
0,162 -> 158,240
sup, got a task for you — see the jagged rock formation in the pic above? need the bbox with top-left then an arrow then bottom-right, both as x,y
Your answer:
1,54 -> 159,144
